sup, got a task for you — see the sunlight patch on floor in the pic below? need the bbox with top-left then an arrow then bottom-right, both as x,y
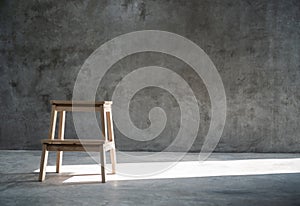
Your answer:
34,158 -> 300,183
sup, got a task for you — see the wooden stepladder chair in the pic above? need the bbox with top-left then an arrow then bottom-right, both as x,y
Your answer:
39,100 -> 117,183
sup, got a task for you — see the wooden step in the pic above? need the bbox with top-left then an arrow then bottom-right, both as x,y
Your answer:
42,139 -> 105,145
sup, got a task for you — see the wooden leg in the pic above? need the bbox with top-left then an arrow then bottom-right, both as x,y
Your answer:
56,111 -> 66,173
100,106 -> 108,141
48,105 -> 57,139
56,151 -> 63,173
100,146 -> 106,183
106,110 -> 116,174
110,148 -> 116,174
39,144 -> 49,182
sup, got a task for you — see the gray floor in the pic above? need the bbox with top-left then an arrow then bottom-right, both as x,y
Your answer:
0,150 -> 300,206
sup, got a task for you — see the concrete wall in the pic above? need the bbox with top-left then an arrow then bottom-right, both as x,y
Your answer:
0,0 -> 299,152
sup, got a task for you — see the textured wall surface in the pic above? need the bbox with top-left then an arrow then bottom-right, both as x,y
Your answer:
0,0 -> 299,152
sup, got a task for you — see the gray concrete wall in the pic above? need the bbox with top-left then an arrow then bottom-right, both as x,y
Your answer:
0,0 -> 299,152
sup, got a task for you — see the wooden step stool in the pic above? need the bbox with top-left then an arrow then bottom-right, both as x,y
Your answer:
39,100 -> 117,183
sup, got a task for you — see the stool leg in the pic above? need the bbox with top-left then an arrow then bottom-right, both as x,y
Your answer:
110,148 -> 116,174
56,111 -> 66,173
56,152 -> 63,173
39,144 -> 49,181
106,110 -> 116,174
100,145 -> 106,183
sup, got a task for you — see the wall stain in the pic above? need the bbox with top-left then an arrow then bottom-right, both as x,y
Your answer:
138,1 -> 146,21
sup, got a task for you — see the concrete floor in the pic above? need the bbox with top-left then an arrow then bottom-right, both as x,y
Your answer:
0,151 -> 300,206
